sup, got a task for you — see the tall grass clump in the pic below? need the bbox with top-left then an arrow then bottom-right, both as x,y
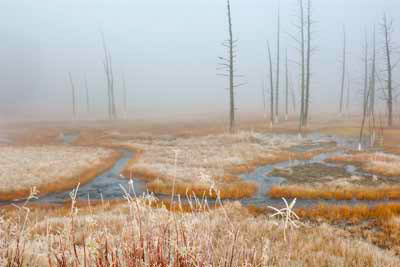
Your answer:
3,183 -> 400,266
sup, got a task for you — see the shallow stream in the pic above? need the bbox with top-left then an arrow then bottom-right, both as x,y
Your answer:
1,132 -> 397,208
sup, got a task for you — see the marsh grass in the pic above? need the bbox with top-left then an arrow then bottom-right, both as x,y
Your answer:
296,203 -> 400,223
326,152 -> 400,177
0,146 -> 120,201
3,190 -> 400,266
115,132 -> 337,199
147,179 -> 258,199
269,185 -> 400,200
295,203 -> 400,256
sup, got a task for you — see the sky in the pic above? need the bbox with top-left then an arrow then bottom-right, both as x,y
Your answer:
0,0 -> 399,122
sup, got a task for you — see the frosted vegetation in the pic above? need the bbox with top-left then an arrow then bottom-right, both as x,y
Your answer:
119,131 -> 303,184
1,194 -> 399,266
0,145 -> 114,193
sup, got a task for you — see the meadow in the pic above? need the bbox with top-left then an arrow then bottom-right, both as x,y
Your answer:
1,117 -> 400,266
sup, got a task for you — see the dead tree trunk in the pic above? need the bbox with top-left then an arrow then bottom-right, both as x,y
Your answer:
346,72 -> 350,111
68,72 -> 76,120
285,49 -> 289,120
102,33 -> 111,119
101,31 -> 116,120
363,31 -> 369,116
369,27 -> 376,116
218,0 -> 243,132
217,0 -> 244,132
262,80 -> 267,119
291,78 -> 297,112
267,41 -> 275,126
84,74 -> 90,113
227,0 -> 235,133
299,0 -> 306,129
304,0 -> 312,126
122,72 -> 128,119
275,6 -> 281,122
339,26 -> 346,114
382,14 -> 395,126
359,73 -> 372,150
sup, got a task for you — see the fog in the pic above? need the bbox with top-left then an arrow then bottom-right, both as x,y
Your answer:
0,0 -> 399,122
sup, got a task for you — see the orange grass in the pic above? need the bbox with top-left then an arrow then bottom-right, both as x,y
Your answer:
147,180 -> 258,199
269,185 -> 400,201
0,151 -> 122,201
12,128 -> 62,145
296,203 -> 400,223
384,146 -> 400,155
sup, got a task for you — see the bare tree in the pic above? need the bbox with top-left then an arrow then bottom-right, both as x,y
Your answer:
261,79 -> 267,119
285,49 -> 289,120
275,5 -> 281,121
226,0 -> 235,133
369,27 -> 376,115
218,0 -> 240,133
84,74 -> 90,113
363,30 -> 369,115
267,41 -> 275,125
359,76 -> 372,150
360,27 -> 378,148
292,0 -> 312,128
304,0 -> 313,126
359,34 -> 376,150
298,0 -> 306,129
381,14 -> 397,126
101,31 -> 117,120
339,26 -> 346,114
290,78 -> 297,112
68,72 -> 76,120
122,72 -> 128,119
346,72 -> 350,112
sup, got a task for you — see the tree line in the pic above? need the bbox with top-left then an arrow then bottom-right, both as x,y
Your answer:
223,0 -> 397,134
67,0 -> 397,134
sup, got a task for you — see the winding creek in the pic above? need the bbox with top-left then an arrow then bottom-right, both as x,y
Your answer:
1,132 -> 398,208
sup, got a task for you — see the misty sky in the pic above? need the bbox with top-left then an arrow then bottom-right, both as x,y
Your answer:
0,0 -> 399,121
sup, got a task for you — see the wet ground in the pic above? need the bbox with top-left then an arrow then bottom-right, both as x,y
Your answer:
268,162 -> 351,184
1,132 -> 398,208
61,131 -> 80,144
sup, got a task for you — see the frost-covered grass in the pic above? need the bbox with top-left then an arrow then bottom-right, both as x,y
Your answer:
327,152 -> 400,177
268,152 -> 400,201
117,131 -> 305,198
0,145 -> 117,200
1,196 -> 400,266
